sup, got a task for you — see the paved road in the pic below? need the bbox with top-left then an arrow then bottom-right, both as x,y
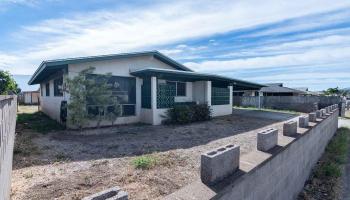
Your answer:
340,117 -> 350,200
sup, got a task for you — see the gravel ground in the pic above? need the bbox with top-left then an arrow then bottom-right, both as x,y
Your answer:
11,109 -> 298,200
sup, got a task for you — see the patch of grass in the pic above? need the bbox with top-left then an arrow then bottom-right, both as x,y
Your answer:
17,111 -> 64,134
320,163 -> 342,178
132,155 -> 157,169
316,127 -> 349,178
299,127 -> 350,199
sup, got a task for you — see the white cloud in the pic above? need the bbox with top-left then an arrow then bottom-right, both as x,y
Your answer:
1,0 -> 350,74
186,47 -> 350,74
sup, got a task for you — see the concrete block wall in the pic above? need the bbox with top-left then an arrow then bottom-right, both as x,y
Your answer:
0,96 -> 17,200
233,96 -> 342,113
165,105 -> 339,200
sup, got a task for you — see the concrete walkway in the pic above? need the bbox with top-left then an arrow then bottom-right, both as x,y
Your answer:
339,117 -> 350,200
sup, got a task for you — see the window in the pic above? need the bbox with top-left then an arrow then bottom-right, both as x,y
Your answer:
45,83 -> 50,96
40,85 -> 43,96
86,74 -> 136,117
177,82 -> 186,96
54,77 -> 63,96
166,81 -> 186,96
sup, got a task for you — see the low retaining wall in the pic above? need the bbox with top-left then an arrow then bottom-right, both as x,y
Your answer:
233,96 -> 342,113
165,105 -> 339,200
0,96 -> 17,200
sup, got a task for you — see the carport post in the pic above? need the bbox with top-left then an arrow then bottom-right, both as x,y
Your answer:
258,91 -> 263,109
151,76 -> 158,125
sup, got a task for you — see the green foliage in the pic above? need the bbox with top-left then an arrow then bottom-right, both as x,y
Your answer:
132,155 -> 157,169
0,70 -> 21,94
65,67 -> 120,128
17,112 -> 64,134
322,87 -> 349,97
65,67 -> 93,129
164,104 -> 211,124
314,127 -> 349,179
320,163 -> 342,178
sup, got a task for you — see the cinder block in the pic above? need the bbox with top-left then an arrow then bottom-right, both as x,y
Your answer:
82,187 -> 128,200
308,113 -> 316,122
299,116 -> 309,128
283,121 -> 297,136
257,128 -> 278,152
201,144 -> 240,185
316,110 -> 322,118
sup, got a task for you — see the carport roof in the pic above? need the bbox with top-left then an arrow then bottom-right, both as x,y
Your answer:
130,68 -> 265,90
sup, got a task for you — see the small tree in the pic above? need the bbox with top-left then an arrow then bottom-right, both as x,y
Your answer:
65,67 -> 93,129
105,96 -> 121,126
65,67 -> 121,129
0,70 -> 21,94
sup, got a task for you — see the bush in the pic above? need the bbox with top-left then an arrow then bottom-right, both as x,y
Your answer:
132,155 -> 156,169
163,103 -> 211,124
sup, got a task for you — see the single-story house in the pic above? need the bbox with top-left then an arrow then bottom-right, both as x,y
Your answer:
28,51 -> 263,127
18,90 -> 40,105
233,83 -> 306,97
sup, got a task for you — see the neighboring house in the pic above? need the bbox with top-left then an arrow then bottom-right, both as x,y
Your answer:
18,90 -> 40,105
233,83 -> 306,96
28,51 -> 263,127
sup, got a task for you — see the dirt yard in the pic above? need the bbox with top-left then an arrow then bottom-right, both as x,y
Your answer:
11,106 -> 298,200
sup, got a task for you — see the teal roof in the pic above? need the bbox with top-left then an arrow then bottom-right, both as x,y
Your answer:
130,68 -> 265,90
28,51 -> 192,85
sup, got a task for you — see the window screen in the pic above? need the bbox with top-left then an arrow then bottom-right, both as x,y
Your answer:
176,82 -> 186,96
54,77 -> 63,96
166,81 -> 186,96
86,74 -> 136,117
45,83 -> 50,96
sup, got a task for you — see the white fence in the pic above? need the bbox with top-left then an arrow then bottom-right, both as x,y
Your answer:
0,96 -> 17,200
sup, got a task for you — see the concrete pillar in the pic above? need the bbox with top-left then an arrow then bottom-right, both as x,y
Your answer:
201,144 -> 240,185
316,110 -> 322,118
228,86 -> 233,108
309,113 -> 316,122
341,100 -> 346,117
151,76 -> 158,125
283,121 -> 297,136
257,128 -> 278,151
299,116 -> 309,128
205,81 -> 212,106
258,91 -> 263,109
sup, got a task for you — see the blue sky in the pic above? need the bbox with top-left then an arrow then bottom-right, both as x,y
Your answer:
1,0 -> 350,91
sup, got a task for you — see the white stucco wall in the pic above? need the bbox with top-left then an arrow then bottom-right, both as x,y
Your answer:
192,81 -> 207,104
39,74 -> 66,122
68,55 -> 174,77
211,86 -> 233,117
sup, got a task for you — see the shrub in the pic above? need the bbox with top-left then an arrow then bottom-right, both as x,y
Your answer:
164,103 -> 211,124
320,163 -> 342,178
132,155 -> 156,169
192,104 -> 212,121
